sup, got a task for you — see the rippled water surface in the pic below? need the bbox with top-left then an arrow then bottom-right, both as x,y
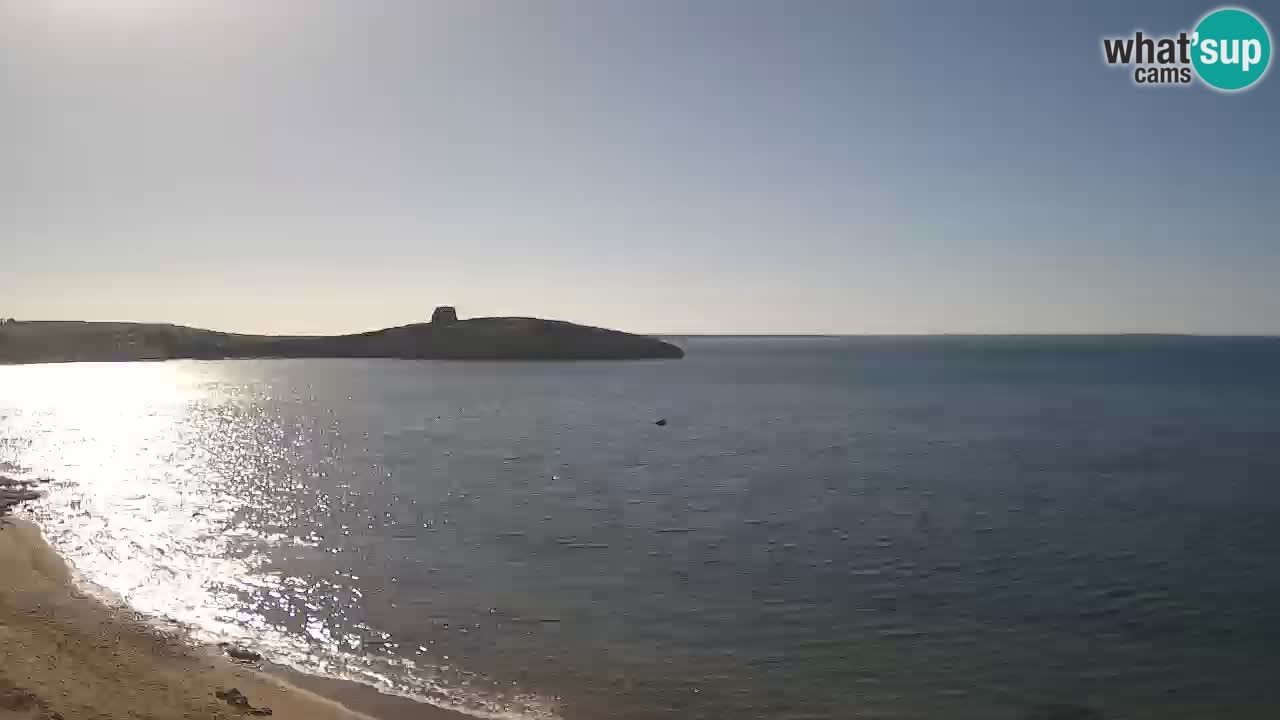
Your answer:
3,337 -> 1280,719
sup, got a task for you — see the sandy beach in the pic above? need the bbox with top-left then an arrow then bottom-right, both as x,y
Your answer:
0,510 -> 468,720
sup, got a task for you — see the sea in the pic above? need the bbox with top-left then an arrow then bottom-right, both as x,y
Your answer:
2,336 -> 1279,720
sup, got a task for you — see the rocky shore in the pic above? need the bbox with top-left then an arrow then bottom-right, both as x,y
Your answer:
0,477 -> 41,516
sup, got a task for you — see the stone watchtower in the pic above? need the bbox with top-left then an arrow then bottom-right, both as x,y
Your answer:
431,306 -> 459,325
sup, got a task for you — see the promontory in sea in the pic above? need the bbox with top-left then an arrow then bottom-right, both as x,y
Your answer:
0,307 -> 684,364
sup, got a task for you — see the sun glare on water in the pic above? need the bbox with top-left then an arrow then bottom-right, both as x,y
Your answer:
0,360 -> 556,718
0,362 -> 224,606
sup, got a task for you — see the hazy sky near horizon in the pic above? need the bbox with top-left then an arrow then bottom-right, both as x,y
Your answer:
2,0 -> 1278,335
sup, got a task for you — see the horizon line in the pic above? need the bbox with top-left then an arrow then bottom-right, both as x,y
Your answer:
6,319 -> 1280,341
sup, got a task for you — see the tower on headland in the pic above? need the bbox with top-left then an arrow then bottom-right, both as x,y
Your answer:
431,306 -> 459,325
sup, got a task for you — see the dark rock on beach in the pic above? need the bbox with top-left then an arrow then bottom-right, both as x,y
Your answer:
215,688 -> 251,707
216,687 -> 273,715
0,679 -> 62,720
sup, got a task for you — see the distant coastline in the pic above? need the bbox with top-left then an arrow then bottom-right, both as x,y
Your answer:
0,309 -> 684,364
675,333 -> 1280,338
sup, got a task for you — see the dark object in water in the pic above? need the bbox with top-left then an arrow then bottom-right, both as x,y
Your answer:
1023,704 -> 1106,720
655,418 -> 668,426
223,645 -> 262,663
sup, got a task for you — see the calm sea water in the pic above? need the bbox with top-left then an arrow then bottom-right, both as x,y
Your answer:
2,337 -> 1280,719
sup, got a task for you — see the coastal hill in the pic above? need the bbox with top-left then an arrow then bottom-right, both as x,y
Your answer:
0,308 -> 684,364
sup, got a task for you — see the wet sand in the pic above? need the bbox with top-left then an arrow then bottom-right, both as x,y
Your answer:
0,514 -> 471,720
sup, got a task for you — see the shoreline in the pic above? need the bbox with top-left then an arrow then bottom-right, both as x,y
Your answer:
0,512 -> 480,720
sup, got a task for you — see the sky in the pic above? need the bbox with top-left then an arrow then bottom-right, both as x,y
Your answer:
2,0 -> 1278,335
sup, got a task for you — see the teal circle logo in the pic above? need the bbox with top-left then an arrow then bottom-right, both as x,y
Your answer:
1192,7 -> 1272,91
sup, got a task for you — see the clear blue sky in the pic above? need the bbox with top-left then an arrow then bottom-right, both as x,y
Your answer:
2,1 -> 1277,334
